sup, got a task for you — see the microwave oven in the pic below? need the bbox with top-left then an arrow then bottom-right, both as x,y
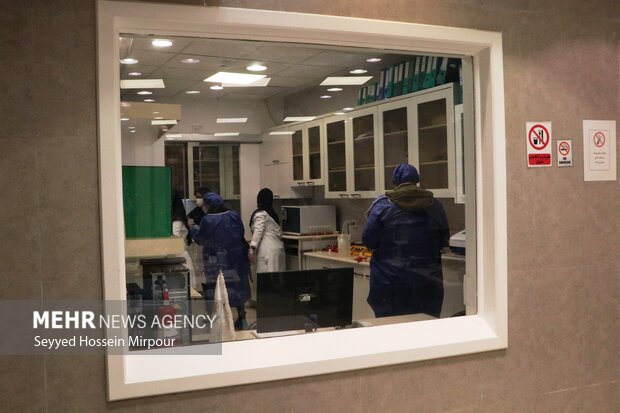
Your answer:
281,205 -> 337,235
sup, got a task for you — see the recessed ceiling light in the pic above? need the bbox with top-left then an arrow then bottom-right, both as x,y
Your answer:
327,87 -> 343,92
121,79 -> 165,89
181,58 -> 200,64
366,57 -> 382,63
153,116 -> 164,120
120,58 -> 138,65
334,112 -> 346,115
204,72 -> 266,85
210,85 -> 224,90
121,117 -> 129,121
246,64 -> 267,72
129,130 -> 136,133
320,76 -> 373,86
152,111 -> 160,114
217,118 -> 248,124
128,72 -> 142,76
151,119 -> 178,125
165,134 -> 183,139
120,102 -> 131,107
128,126 -> 136,129
342,107 -> 354,111
283,116 -> 316,122
152,39 -> 173,48
144,99 -> 155,102
137,91 -> 152,95
222,78 -> 271,88
185,90 -> 201,94
349,69 -> 368,75
269,131 -> 295,135
320,95 -> 332,99
214,132 -> 240,137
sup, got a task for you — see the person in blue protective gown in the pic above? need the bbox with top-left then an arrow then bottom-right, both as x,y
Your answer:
362,163 -> 449,318
190,191 -> 251,329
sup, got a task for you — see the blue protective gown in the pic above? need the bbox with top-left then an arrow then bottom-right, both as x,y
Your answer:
362,193 -> 449,318
190,210 -> 251,307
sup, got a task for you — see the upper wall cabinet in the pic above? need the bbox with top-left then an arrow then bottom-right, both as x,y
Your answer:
260,132 -> 308,199
291,120 -> 324,187
378,83 -> 457,198
263,83 -> 458,199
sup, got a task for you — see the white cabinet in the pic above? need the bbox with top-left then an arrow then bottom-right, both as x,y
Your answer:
260,133 -> 309,199
264,83 -> 459,200
290,120 -> 324,187
323,107 -> 380,199
187,143 -> 240,200
378,83 -> 457,198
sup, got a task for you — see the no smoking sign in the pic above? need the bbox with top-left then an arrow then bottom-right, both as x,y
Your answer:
526,122 -> 552,168
557,139 -> 572,167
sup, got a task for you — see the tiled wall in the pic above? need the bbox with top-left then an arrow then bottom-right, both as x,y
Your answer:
1,0 -> 619,412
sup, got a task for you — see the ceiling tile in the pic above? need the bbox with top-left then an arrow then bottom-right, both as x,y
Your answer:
126,49 -> 175,67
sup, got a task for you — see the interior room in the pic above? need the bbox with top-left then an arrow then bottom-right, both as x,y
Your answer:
119,34 -> 472,343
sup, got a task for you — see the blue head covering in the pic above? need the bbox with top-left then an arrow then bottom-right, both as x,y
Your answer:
203,192 -> 224,208
392,163 -> 420,185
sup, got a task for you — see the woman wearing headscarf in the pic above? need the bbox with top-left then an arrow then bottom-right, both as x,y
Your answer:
362,163 -> 449,318
248,188 -> 285,273
187,186 -> 211,227
190,191 -> 251,330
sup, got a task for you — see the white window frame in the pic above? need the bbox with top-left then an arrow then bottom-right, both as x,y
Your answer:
98,0 -> 507,401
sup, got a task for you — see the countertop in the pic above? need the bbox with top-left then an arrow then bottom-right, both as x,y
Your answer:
304,249 -> 466,265
282,233 -> 339,240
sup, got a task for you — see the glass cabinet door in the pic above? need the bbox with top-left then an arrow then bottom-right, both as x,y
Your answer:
307,124 -> 322,181
193,144 -> 221,194
291,129 -> 304,182
417,98 -> 448,190
381,106 -> 410,190
351,112 -> 376,192
325,118 -> 347,192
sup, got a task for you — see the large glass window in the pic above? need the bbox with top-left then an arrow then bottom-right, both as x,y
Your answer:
99,2 -> 505,399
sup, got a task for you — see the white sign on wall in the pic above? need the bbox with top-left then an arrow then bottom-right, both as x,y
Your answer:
526,122 -> 552,168
556,139 -> 572,167
583,120 -> 616,181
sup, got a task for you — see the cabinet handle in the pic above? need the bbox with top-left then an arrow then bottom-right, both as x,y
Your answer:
339,194 -> 350,198
351,193 -> 362,198
306,181 -> 314,185
274,195 -> 281,199
354,272 -> 364,278
297,182 -> 306,186
272,160 -> 280,164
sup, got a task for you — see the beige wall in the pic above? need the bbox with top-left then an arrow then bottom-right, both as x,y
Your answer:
1,0 -> 619,412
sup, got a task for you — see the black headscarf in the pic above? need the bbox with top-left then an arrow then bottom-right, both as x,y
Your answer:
187,186 -> 211,224
249,188 -> 280,227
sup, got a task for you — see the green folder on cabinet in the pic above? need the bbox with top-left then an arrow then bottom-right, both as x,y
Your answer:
385,66 -> 394,98
402,58 -> 414,94
393,62 -> 404,97
435,57 -> 448,85
378,68 -> 387,100
422,56 -> 439,89
413,56 -> 426,92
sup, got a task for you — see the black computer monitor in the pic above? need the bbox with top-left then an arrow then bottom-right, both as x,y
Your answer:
256,267 -> 354,333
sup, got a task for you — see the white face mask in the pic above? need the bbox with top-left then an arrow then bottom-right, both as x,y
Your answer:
196,198 -> 204,207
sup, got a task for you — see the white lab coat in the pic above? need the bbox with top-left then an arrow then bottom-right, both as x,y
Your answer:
250,211 -> 286,273
172,220 -> 200,290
